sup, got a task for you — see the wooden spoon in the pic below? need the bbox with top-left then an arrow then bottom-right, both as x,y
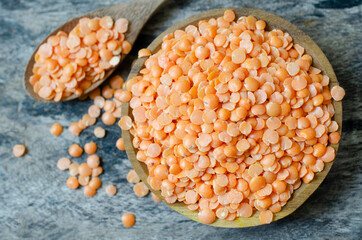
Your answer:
122,8 -> 342,227
24,0 -> 168,102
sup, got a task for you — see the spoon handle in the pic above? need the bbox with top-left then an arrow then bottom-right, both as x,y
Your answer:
110,0 -> 169,43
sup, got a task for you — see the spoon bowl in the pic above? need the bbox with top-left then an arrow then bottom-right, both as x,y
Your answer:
24,0 -> 168,102
122,8 -> 342,227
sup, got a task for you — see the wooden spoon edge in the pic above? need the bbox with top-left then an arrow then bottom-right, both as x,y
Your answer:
122,7 -> 342,228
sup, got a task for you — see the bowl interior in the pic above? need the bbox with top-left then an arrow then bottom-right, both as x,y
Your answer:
121,8 -> 342,228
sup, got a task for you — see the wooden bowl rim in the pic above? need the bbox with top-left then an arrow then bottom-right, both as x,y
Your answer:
121,8 -> 342,228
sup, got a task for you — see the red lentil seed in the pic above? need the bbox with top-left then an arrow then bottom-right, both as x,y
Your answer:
69,122 -> 82,136
84,142 -> 97,154
122,213 -> 135,228
92,166 -> 103,177
138,48 -> 152,58
67,176 -> 79,189
69,163 -> 79,176
84,185 -> 97,197
79,163 -> 92,177
102,112 -> 117,125
30,16 -> 131,101
78,176 -> 90,186
127,170 -> 141,184
119,9 -> 345,225
50,123 -> 63,136
68,144 -> 83,157
87,154 -> 100,168
94,127 -> 106,138
88,177 -> 102,190
116,138 -> 125,150
106,184 -> 117,196
13,144 -> 26,157
331,86 -> 345,101
133,182 -> 149,197
57,157 -> 71,170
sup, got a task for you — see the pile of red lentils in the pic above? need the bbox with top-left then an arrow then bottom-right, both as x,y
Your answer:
50,72 -> 156,202
29,16 -> 131,101
17,15 -> 141,228
50,76 -> 143,228
118,9 -> 345,224
14,9 -> 346,227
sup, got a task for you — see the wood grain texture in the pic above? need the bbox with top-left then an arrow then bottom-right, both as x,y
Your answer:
24,0 -> 168,102
122,8 -> 342,228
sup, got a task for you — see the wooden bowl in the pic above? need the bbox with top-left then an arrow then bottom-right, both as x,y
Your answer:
121,8 -> 342,228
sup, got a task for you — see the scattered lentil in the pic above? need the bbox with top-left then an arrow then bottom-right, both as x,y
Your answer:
116,138 -> 125,150
68,144 -> 83,157
127,169 -> 140,183
13,144 -> 26,157
122,213 -> 136,227
67,176 -> 79,189
87,154 -> 100,168
133,182 -> 149,197
94,127 -> 106,138
50,123 -> 63,136
84,185 -> 97,197
57,157 -> 71,170
89,177 -> 102,190
79,163 -> 92,177
138,48 -> 152,58
106,184 -> 117,196
69,163 -> 80,176
84,142 -> 97,154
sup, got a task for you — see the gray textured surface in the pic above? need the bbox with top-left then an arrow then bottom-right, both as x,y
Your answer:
0,0 -> 361,239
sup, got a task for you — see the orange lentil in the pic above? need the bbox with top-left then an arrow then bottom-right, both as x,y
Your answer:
123,10 -> 343,225
94,127 -> 106,138
92,166 -> 103,177
88,177 -> 102,190
30,16 -> 130,101
68,122 -> 82,136
259,210 -> 273,224
67,176 -> 79,189
106,184 -> 117,196
127,169 -> 141,184
84,185 -> 97,197
79,163 -> 92,177
57,157 -> 71,170
133,182 -> 149,197
102,112 -> 117,125
331,86 -> 345,101
138,48 -> 152,58
115,90 -> 132,102
69,163 -> 79,176
50,123 -> 63,136
198,209 -> 216,224
68,144 -> 83,157
78,176 -> 90,186
329,132 -> 341,144
13,144 -> 26,157
84,142 -> 97,154
122,213 -> 136,228
116,138 -> 125,150
109,75 -> 124,89
87,154 -> 100,168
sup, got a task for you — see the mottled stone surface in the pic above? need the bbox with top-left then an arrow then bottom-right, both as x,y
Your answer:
0,0 -> 361,239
